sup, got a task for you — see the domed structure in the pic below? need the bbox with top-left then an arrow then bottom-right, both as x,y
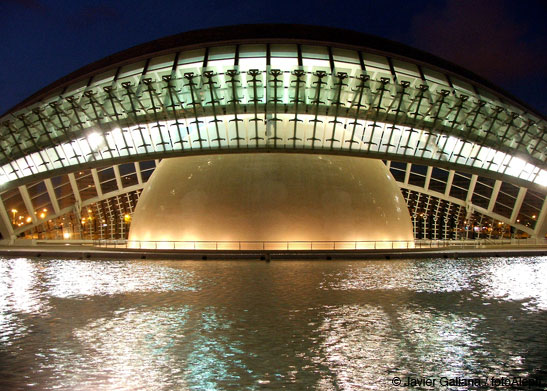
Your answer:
0,24 -> 544,245
128,153 -> 413,249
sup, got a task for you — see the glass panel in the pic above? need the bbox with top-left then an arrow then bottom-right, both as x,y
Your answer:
239,44 -> 266,58
118,61 -> 146,79
270,44 -> 297,58
362,53 -> 390,71
302,58 -> 330,67
239,57 -> 266,71
177,49 -> 205,65
270,57 -> 298,69
65,78 -> 89,95
147,54 -> 175,72
92,69 -> 117,87
207,59 -> 235,68
332,48 -> 360,64
451,77 -> 476,96
208,46 -> 236,60
392,59 -> 421,78
422,67 -> 450,87
301,45 -> 329,60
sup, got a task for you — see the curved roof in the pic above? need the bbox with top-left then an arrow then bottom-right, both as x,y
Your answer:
3,24 -> 545,118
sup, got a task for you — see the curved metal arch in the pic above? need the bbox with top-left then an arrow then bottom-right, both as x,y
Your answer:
398,183 -> 534,236
11,162 -> 542,240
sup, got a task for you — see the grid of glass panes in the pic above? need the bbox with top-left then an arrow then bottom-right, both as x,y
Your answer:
0,44 -> 545,189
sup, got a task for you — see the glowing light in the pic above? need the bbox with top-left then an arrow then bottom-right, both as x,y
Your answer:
124,214 -> 131,223
0,115 -> 544,188
506,157 -> 526,177
129,153 -> 414,246
39,212 -> 46,219
11,209 -> 17,224
87,131 -> 102,150
63,232 -> 71,239
26,217 -> 31,223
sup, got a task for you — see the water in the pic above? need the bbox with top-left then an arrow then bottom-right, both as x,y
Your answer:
1,256 -> 546,390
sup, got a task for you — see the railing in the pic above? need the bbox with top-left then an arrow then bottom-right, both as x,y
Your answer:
89,238 -> 547,251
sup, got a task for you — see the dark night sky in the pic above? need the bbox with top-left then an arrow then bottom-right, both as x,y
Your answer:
1,0 -> 545,116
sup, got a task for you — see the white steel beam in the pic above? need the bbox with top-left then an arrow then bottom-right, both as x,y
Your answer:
18,185 -> 38,225
444,170 -> 455,197
91,169 -> 103,198
135,162 -> 143,185
68,173 -> 82,206
44,178 -> 60,215
399,182 -> 534,236
424,166 -> 433,190
532,198 -> 547,239
510,187 -> 527,224
12,183 -> 146,236
404,163 -> 411,185
488,180 -> 502,212
0,198 -> 15,242
466,174 -> 478,203
113,165 -> 123,191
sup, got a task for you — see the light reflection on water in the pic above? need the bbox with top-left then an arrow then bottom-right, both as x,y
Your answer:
0,257 -> 546,390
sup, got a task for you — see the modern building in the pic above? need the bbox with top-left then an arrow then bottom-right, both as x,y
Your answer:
0,25 -> 545,248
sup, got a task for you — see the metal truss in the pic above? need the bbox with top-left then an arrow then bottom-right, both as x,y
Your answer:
0,44 -> 545,190
2,159 -> 544,242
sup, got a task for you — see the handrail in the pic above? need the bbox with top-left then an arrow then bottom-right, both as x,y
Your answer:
88,238 -> 547,251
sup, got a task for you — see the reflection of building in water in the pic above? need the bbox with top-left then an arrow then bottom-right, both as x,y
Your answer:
0,25 -> 545,244
2,258 -> 546,389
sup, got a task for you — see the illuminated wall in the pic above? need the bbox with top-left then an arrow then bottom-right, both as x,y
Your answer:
128,153 -> 414,249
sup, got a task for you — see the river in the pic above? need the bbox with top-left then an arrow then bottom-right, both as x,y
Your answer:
1,256 -> 546,390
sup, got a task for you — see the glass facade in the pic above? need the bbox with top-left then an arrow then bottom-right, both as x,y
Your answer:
0,43 -> 544,188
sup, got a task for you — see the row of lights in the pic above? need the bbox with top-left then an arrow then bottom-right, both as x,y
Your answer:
80,209 -> 131,225
10,208 -> 48,226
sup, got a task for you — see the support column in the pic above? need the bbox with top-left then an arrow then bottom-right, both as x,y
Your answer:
135,162 -> 143,185
488,180 -> 502,213
91,169 -> 103,198
510,187 -> 527,224
68,173 -> 82,225
532,198 -> 547,239
466,174 -> 478,203
0,198 -> 15,242
423,166 -> 433,190
404,163 -> 411,185
113,165 -> 123,191
44,179 -> 60,215
444,170 -> 455,197
19,185 -> 38,225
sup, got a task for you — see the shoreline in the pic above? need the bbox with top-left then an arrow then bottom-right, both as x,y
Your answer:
0,245 -> 545,261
